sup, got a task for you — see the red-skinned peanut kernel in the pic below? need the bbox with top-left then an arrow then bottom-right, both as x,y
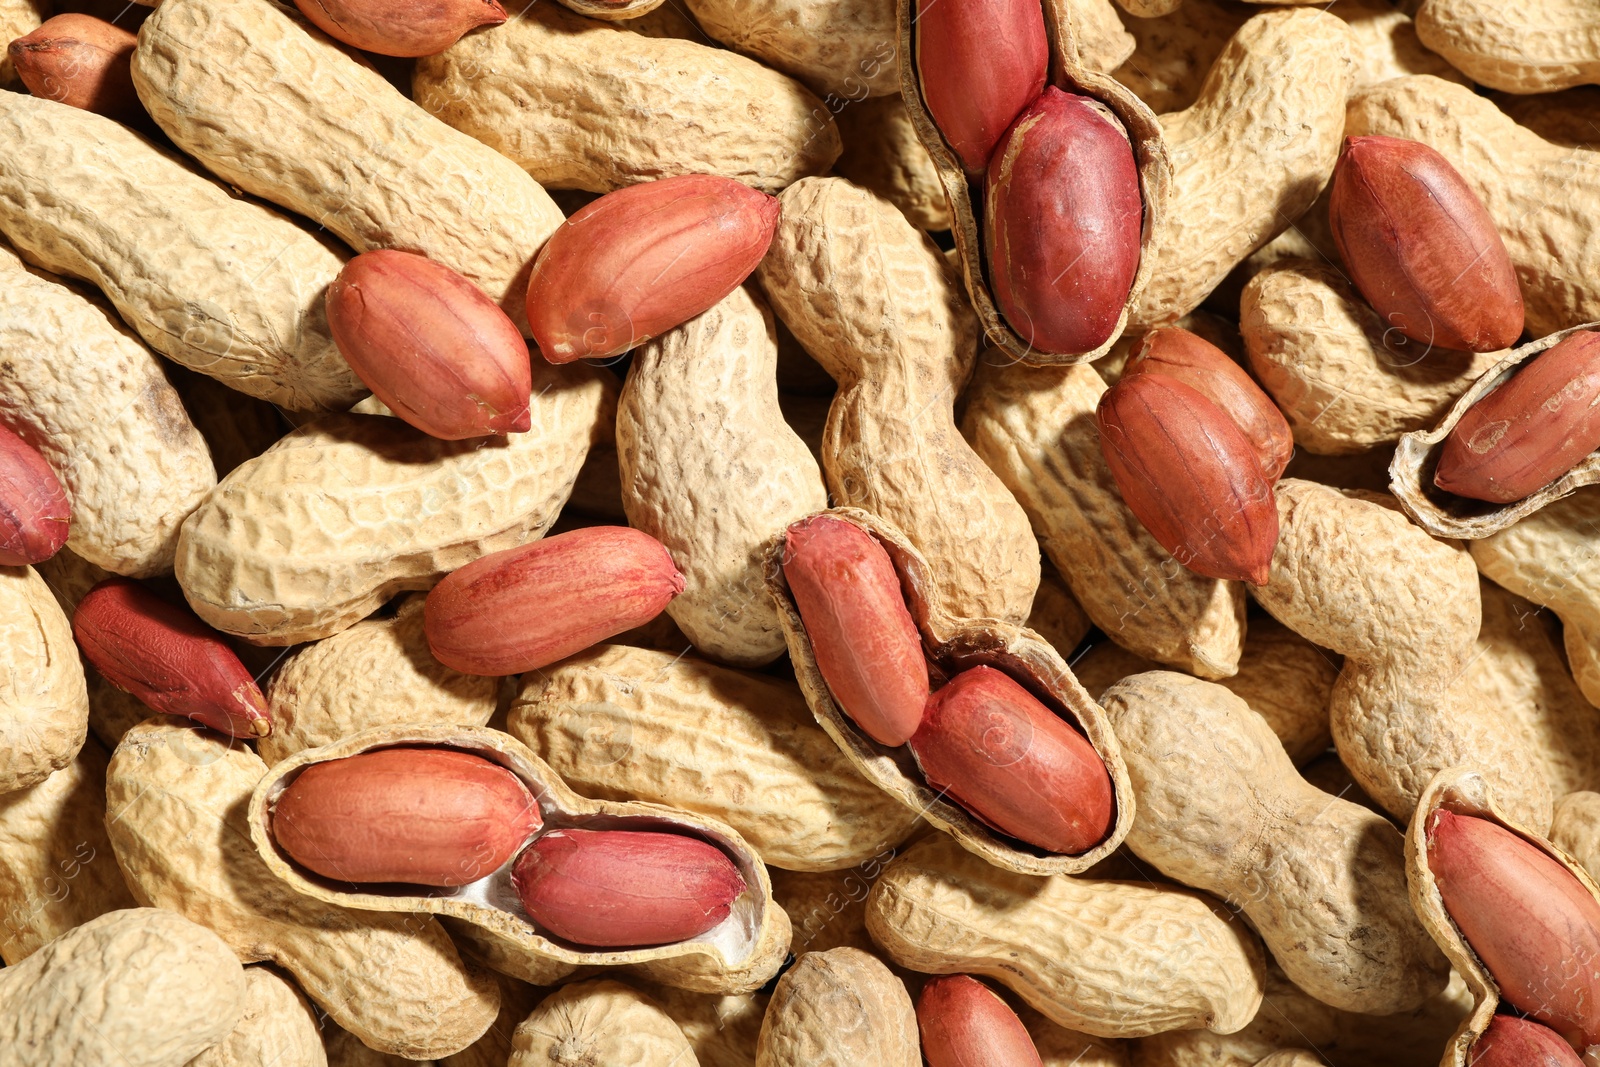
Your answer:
1470,1015 -> 1584,1067
0,423 -> 69,566
8,15 -> 142,125
917,975 -> 1044,1067
291,0 -> 506,57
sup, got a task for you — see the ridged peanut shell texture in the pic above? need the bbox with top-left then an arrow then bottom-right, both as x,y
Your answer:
8,14 -> 142,124
526,174 -> 780,363
0,566 -> 89,795
176,361 -> 608,645
511,980 -> 698,1067
1415,0 -> 1600,94
291,0 -> 505,56
682,0 -> 899,100
1330,135 -> 1523,354
756,947 -> 919,1067
0,424 -> 68,566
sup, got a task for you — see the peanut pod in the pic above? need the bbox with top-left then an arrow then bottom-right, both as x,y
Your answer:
510,980 -> 696,1067
682,0 -> 898,100
756,947 -> 919,1067
1414,0 -> 1600,94
0,566 -> 88,796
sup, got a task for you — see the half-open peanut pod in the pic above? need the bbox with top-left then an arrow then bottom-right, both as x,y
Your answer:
898,0 -> 1171,365
768,507 -> 1133,875
1405,766 -> 1600,1066
1391,322 -> 1600,538
249,723 -> 789,995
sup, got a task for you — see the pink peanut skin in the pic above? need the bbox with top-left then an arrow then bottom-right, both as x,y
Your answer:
917,975 -> 1044,1067
73,578 -> 272,738
1428,810 -> 1600,1049
291,0 -> 506,57
511,828 -> 746,948
1471,1016 -> 1585,1067
909,666 -> 1115,855
985,87 -> 1144,355
913,0 -> 1047,177
326,249 -> 533,440
272,746 -> 541,887
781,515 -> 929,748
424,526 -> 684,677
0,423 -> 69,566
8,14 -> 142,124
525,174 -> 779,364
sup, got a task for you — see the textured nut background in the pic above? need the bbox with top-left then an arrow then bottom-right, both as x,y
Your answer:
755,947 -> 918,1067
682,0 -> 897,98
191,966 -> 327,1067
1415,0 -> 1600,93
0,566 -> 88,796
509,980 -> 696,1067
832,96 -> 951,233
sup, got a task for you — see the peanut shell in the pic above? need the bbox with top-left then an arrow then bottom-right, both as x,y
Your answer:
683,0 -> 896,99
191,966 -> 327,1067
755,948 -> 919,1067
0,565 -> 88,795
832,95 -> 953,232
1414,0 -> 1600,93
511,980 -> 697,1067
649,983 -> 768,1067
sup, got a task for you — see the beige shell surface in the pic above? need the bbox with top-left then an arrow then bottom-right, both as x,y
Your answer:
1102,671 -> 1448,1015
1017,1006 -> 1129,1067
1332,0 -> 1471,91
0,567 -> 88,797
508,643 -> 920,872
0,0 -> 45,87
1554,791 -> 1600,881
961,355 -> 1245,678
832,95 -> 951,233
1494,87 -> 1600,147
768,506 -> 1135,875
1415,0 -> 1600,93
769,864 -> 883,958
682,0 -> 897,99
510,980 -> 698,1067
168,367 -> 289,478
0,737 -> 135,964
899,0 -> 1172,365
756,177 -> 1042,626
1131,9 -> 1356,327
1241,261 -> 1503,457
617,286 -> 828,667
1252,480 -> 1552,831
250,724 -> 790,995
0,93 -> 363,413
435,970 -> 539,1067
755,948 -> 918,1067
1027,565 -> 1094,659
261,596 -> 498,766
0,244 -> 215,578
1347,76 -> 1600,338
191,966 -> 328,1067
1067,0 -> 1136,74
132,0 -> 562,331
648,983 -> 769,1067
866,833 -> 1265,1038
1390,323 -> 1600,538
0,907 -> 245,1067
412,2 -> 839,195
176,362 -> 609,645
103,720 -> 501,1059
1111,0 -> 1247,115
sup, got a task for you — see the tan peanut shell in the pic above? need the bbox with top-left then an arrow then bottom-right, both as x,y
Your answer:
1390,322 -> 1600,538
1026,565 -> 1093,659
1404,766 -> 1600,1067
0,737 -> 134,964
866,833 -> 1265,1038
0,0 -> 44,87
0,244 -> 214,578
757,177 -> 1041,627
769,863 -> 882,957
1347,76 -> 1600,338
961,356 -> 1245,678
1110,0 -> 1246,115
1554,792 -> 1600,886
133,0 -> 562,332
0,908 -> 245,1067
166,367 -> 288,479
510,980 -> 697,1067
261,595 -> 497,766
1415,0 -> 1600,94
682,0 -> 896,99
176,362 -> 609,645
508,643 -> 919,872
1492,87 -> 1600,147
617,286 -> 827,667
1252,480 -> 1552,830
900,0 -> 1171,364
1015,1005 -> 1129,1067
104,720 -> 501,1059
1131,9 -> 1356,327
0,566 -> 88,796
1242,261 -> 1504,456
769,506 -> 1134,875
1066,0 -> 1135,75
832,95 -> 952,233
0,93 -> 363,413
251,724 -> 790,995
1333,0 -> 1473,91
755,947 -> 919,1067
648,983 -> 768,1067
191,966 -> 326,1067
413,2 -> 839,195
1102,670 -> 1448,1014
434,969 -> 538,1067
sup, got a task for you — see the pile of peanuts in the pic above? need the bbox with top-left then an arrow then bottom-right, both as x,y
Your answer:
2,0 -> 1600,1063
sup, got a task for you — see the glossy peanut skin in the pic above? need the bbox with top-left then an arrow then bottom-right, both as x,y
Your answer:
1435,330 -> 1600,503
424,525 -> 684,676
781,515 -> 928,747
1097,373 -> 1279,585
913,0 -> 1046,176
8,15 -> 141,124
511,828 -> 746,948
1427,810 -> 1600,1047
909,666 -> 1114,855
327,250 -> 532,440
72,578 -> 271,738
917,975 -> 1044,1067
0,423 -> 68,566
1470,1015 -> 1584,1067
292,0 -> 505,57
526,174 -> 779,363
1330,135 -> 1523,353
272,746 -> 541,887
985,88 -> 1144,356
1124,327 -> 1293,481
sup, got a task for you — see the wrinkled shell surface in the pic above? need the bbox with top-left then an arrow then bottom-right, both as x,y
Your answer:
755,948 -> 919,1067
0,566 -> 88,796
649,983 -> 769,1067
190,966 -> 328,1067
1415,0 -> 1600,93
832,95 -> 951,232
510,980 -> 698,1067
684,0 -> 896,98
